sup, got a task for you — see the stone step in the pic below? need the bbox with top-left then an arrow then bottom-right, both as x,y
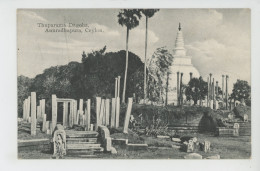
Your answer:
65,131 -> 99,138
66,138 -> 97,144
67,143 -> 101,150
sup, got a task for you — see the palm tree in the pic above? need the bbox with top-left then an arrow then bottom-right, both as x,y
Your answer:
141,9 -> 159,100
118,9 -> 142,103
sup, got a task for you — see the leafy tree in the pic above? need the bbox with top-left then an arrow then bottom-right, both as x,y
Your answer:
231,79 -> 251,106
17,75 -> 33,117
118,9 -> 142,103
185,77 -> 208,105
141,9 -> 159,100
148,47 -> 173,103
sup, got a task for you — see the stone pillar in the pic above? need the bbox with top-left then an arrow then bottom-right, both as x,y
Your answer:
31,92 -> 37,136
23,100 -> 26,120
212,78 -> 215,109
105,99 -> 110,126
117,76 -> 121,98
207,77 -> 209,107
180,73 -> 183,106
41,99 -> 45,117
27,96 -> 31,121
177,72 -> 180,106
111,98 -> 116,128
100,99 -> 105,125
42,114 -> 47,132
79,99 -> 83,115
86,99 -> 91,130
226,75 -> 229,110
222,75 -> 225,100
115,97 -> 120,128
73,100 -> 77,125
189,72 -> 193,81
209,73 -> 212,100
37,106 -> 41,119
52,94 -> 57,131
63,102 -> 68,127
216,81 -> 219,99
115,77 -> 118,98
69,101 -> 73,127
96,97 -> 101,131
210,100 -> 213,109
123,98 -> 133,134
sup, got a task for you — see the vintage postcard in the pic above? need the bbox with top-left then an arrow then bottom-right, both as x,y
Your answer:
17,9 -> 251,159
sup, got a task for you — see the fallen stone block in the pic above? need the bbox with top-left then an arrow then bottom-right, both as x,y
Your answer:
127,143 -> 148,151
184,153 -> 202,159
112,138 -> 128,146
157,135 -> 170,139
110,147 -> 117,154
171,138 -> 181,142
206,154 -> 220,159
171,145 -> 181,149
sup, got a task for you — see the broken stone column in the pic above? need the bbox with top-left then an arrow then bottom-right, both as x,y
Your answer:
73,100 -> 77,125
212,78 -> 215,109
203,141 -> 211,152
233,123 -> 239,136
115,97 -> 120,128
210,100 -> 214,109
177,72 -> 180,106
123,98 -> 133,134
41,99 -> 45,117
222,75 -> 225,100
105,99 -> 110,126
96,97 -> 101,131
69,101 -> 73,127
27,96 -> 31,121
115,77 -> 118,98
23,100 -> 26,120
180,72 -> 183,106
37,106 -> 41,119
117,76 -> 121,98
31,92 -> 37,136
52,94 -> 57,131
45,121 -> 50,133
86,99 -> 91,130
216,81 -> 219,99
42,114 -> 47,132
209,73 -> 212,100
100,99 -> 105,125
110,98 -> 116,128
79,99 -> 83,115
207,77 -> 209,107
226,75 -> 229,110
63,102 -> 68,127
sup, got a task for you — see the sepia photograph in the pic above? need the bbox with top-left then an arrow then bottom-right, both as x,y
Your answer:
17,8 -> 251,159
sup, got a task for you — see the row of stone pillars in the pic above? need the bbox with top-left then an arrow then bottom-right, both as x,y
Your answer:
207,74 -> 229,110
176,72 -> 193,106
22,92 -> 46,135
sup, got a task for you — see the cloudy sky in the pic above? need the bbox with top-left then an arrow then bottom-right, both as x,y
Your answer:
17,9 -> 250,90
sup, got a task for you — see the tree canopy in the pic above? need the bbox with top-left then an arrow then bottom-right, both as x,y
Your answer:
185,77 -> 208,105
231,79 -> 251,106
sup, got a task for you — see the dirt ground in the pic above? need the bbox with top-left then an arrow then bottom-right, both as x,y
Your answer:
18,132 -> 251,159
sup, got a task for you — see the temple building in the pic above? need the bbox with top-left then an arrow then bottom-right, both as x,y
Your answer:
167,23 -> 200,105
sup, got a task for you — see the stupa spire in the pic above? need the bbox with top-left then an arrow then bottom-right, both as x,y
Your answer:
178,22 -> 181,31
174,23 -> 186,56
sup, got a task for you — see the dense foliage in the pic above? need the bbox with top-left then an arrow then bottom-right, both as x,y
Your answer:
231,79 -> 251,106
17,48 -> 144,117
185,77 -> 208,104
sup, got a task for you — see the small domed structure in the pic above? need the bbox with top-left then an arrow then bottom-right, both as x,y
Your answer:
167,23 -> 200,105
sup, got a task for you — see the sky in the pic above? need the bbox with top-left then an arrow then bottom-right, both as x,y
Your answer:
17,9 -> 251,91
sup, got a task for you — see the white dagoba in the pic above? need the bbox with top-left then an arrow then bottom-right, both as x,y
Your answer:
167,23 -> 200,105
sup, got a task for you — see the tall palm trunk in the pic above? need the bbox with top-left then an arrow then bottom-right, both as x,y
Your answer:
122,27 -> 129,104
144,16 -> 148,100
